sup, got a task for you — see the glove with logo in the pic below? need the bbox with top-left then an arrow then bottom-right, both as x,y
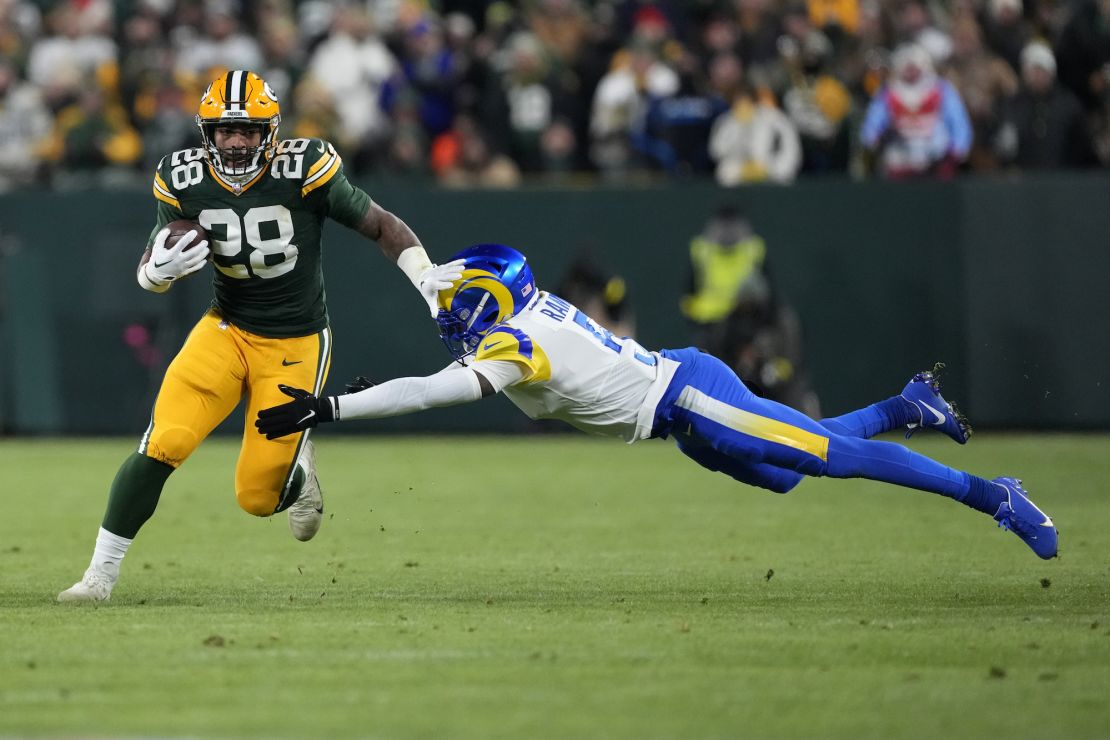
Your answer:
144,227 -> 210,286
255,385 -> 337,440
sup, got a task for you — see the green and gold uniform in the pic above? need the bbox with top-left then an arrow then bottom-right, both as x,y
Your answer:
143,138 -> 368,515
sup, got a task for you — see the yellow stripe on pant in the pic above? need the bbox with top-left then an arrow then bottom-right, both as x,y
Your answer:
139,311 -> 332,516
676,385 -> 829,461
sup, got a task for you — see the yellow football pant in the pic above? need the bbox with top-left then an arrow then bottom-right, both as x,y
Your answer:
138,311 -> 332,516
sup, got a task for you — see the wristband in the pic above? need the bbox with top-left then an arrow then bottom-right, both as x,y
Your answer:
137,262 -> 172,293
396,245 -> 432,287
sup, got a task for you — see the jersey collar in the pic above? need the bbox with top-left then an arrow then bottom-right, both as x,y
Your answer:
208,162 -> 269,195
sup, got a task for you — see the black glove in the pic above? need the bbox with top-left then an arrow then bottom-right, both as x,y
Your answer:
255,384 -> 336,440
345,375 -> 376,393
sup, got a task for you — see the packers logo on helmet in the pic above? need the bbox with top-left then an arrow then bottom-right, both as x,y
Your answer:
196,69 -> 281,184
435,244 -> 537,361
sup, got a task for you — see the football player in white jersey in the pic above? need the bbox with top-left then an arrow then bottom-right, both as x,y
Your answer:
256,244 -> 1058,561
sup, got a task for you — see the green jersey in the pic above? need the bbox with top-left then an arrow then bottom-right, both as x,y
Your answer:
150,138 -> 371,338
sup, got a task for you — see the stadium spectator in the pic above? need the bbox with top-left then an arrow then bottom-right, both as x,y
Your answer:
776,25 -> 854,173
995,42 -> 1097,169
255,243 -> 1057,563
736,0 -> 787,70
173,0 -> 262,77
255,15 -> 304,102
433,111 -> 522,188
1052,0 -> 1110,113
943,11 -> 1018,171
589,36 -> 680,178
385,15 -> 468,140
135,75 -> 197,173
279,75 -> 343,145
306,5 -> 397,171
45,85 -> 142,180
381,87 -> 430,177
0,0 -> 42,75
708,63 -> 802,185
478,30 -> 576,173
979,0 -> 1032,74
1052,0 -> 1110,162
895,0 -> 952,64
2,0 -> 1105,183
807,0 -> 860,38
0,58 -> 52,191
860,43 -> 972,179
26,1 -> 116,89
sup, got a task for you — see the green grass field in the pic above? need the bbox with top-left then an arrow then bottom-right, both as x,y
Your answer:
2,433 -> 1108,739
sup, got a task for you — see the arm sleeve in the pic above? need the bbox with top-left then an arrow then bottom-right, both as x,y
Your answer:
334,367 -> 485,420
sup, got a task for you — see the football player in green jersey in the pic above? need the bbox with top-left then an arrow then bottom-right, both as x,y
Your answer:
58,69 -> 463,602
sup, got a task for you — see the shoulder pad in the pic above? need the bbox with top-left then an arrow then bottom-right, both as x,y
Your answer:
153,147 -> 205,208
271,138 -> 343,196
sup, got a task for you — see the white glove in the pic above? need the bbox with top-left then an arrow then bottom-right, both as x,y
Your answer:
416,259 -> 465,317
143,227 -> 210,286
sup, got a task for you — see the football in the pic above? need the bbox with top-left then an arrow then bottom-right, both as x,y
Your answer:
165,219 -> 210,254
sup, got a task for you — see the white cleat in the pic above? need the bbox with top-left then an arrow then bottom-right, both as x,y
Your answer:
57,563 -> 118,603
288,439 -> 324,542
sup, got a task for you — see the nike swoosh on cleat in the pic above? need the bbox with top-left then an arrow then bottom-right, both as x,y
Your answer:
296,410 -> 316,426
1040,517 -> 1055,527
919,400 -> 947,425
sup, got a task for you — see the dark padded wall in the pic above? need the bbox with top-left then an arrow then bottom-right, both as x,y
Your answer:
1,174 -> 1106,434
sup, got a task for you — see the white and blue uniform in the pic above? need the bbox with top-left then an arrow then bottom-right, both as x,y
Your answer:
338,292 -> 974,501
461,292 -> 679,443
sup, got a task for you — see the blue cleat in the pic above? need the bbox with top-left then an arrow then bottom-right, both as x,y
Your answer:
900,363 -> 972,444
992,477 -> 1058,560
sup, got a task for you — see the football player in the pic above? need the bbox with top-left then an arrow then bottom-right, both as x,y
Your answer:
58,70 -> 463,602
256,243 -> 1059,561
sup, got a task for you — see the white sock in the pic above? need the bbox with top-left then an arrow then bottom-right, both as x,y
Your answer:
89,527 -> 132,582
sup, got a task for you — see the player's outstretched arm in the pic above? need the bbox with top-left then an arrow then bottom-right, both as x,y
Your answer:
255,369 -> 496,440
355,202 -> 464,317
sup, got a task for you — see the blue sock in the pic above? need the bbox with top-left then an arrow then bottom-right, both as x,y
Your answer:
820,396 -> 910,439
824,437 -> 1004,517
960,475 -> 1008,516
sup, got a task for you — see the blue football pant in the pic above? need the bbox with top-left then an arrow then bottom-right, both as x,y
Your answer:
658,349 -> 968,498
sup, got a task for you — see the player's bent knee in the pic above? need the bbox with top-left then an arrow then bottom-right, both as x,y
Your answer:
145,427 -> 201,468
236,487 -> 280,517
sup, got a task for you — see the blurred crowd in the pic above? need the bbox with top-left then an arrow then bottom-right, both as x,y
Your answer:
1,0 -> 1108,192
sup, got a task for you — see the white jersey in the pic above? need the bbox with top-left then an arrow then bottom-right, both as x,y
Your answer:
467,291 -> 680,443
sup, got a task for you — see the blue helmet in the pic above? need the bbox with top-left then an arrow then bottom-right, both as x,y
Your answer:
435,244 -> 537,361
